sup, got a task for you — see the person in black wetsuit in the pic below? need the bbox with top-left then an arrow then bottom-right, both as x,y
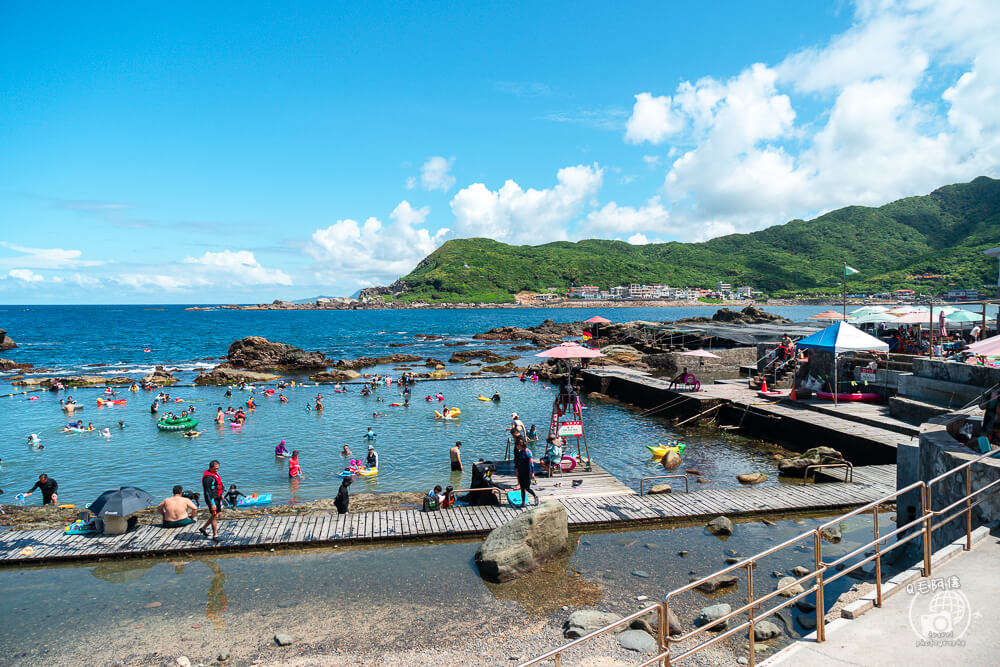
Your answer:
150,401 -> 158,414
334,477 -> 351,514
513,441 -> 538,507
25,474 -> 58,505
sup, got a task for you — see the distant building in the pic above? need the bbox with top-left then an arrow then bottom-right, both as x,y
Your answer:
947,289 -> 980,300
568,286 -> 600,299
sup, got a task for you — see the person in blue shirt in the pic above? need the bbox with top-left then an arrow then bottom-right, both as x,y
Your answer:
514,440 -> 538,507
365,427 -> 376,440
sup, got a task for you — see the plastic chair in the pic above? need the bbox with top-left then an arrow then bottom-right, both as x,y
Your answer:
976,436 -> 1000,458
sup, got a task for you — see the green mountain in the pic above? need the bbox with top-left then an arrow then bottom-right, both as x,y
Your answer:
382,176 -> 1000,303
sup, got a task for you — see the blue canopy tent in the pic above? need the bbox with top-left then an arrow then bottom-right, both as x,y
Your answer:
795,322 -> 889,405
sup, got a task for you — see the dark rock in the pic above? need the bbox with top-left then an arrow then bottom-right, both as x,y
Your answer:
194,366 -> 280,385
777,446 -> 845,474
310,369 -> 362,381
448,349 -> 514,364
791,566 -> 811,577
797,613 -> 816,630
795,599 -> 815,613
695,575 -> 738,593
695,603 -> 732,631
0,358 -> 32,371
375,353 -> 424,364
336,356 -> 378,370
706,516 -> 733,536
819,525 -> 842,543
0,328 -> 16,350
761,519 -> 777,527
227,336 -> 328,370
631,570 -> 650,578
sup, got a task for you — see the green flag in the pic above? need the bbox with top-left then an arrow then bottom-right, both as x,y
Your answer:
845,265 -> 859,275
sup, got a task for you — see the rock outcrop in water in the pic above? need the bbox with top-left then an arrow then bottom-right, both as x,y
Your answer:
674,305 -> 790,326
194,367 -> 281,385
226,336 -> 329,370
0,328 -> 16,351
142,366 -> 178,386
473,319 -> 582,348
474,501 -> 568,582
0,358 -> 32,371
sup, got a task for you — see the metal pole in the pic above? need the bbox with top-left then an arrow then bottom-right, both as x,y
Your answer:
814,530 -> 826,642
873,506 -> 883,607
922,485 -> 933,577
929,302 -> 934,358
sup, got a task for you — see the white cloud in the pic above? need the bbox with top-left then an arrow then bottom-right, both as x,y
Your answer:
113,274 -> 191,291
450,164 -> 603,244
582,197 -> 670,237
6,268 -> 44,282
625,93 -> 683,144
642,155 -> 662,168
406,176 -> 417,190
307,200 -> 450,284
627,233 -> 650,245
621,0 -> 1000,239
182,250 -> 293,286
420,156 -> 456,192
0,242 -> 103,269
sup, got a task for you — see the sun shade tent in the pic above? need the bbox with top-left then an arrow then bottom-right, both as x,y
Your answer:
967,335 -> 1000,357
794,322 -> 889,405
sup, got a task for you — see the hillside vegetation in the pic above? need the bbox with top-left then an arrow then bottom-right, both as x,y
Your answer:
384,176 -> 1000,303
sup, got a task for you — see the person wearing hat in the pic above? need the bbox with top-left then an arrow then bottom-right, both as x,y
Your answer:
275,439 -> 289,456
365,444 -> 379,469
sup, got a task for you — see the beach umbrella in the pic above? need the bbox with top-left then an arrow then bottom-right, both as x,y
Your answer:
892,311 -> 934,324
967,335 -> 1000,357
536,342 -> 605,359
808,310 -> 848,320
945,309 -> 981,323
584,316 -> 611,323
680,348 -> 721,372
849,312 -> 902,325
848,306 -> 889,317
88,486 -> 155,517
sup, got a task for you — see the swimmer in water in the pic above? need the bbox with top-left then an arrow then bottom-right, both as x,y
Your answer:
341,444 -> 352,456
275,440 -> 289,456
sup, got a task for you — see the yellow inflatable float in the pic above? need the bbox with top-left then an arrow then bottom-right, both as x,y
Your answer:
434,408 -> 461,419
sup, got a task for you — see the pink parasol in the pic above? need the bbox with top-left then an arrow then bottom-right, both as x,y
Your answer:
891,312 -> 933,324
584,316 -> 611,323
967,334 -> 1000,357
681,348 -> 721,359
536,342 -> 605,359
808,310 -> 848,320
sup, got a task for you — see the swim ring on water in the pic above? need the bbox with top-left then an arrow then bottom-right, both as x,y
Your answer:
434,408 -> 461,419
157,417 -> 198,431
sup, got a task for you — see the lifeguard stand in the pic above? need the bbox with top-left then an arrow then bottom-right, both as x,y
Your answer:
548,383 -> 592,472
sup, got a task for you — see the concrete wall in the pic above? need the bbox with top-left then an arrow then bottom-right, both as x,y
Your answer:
643,347 -> 756,376
915,414 -> 1000,550
912,357 -> 1000,386
896,374 -> 983,407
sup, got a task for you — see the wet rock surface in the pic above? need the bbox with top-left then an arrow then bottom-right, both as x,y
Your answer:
227,336 -> 328,370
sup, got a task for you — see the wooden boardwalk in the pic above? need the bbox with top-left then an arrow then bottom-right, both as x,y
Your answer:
0,469 -> 893,565
490,461 -> 635,500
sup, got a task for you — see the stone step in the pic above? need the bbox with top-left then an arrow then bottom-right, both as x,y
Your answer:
888,396 -> 954,424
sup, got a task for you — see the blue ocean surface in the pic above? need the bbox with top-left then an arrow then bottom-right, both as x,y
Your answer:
0,304 -> 827,505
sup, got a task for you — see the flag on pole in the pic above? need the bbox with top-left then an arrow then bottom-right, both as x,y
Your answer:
845,265 -> 860,275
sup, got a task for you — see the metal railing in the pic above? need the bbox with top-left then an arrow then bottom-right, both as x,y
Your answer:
520,446 -> 1000,667
640,474 -> 690,495
802,461 -> 853,484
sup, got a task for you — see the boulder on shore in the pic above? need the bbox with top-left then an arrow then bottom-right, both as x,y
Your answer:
142,366 -> 178,386
0,328 -> 16,350
662,450 -> 682,470
737,473 -> 767,485
563,610 -> 627,638
194,366 -> 281,385
0,358 -> 33,371
226,336 -> 328,370
475,501 -> 568,582
706,516 -> 734,536
695,575 -> 739,594
695,603 -> 732,631
648,484 -> 672,494
777,447 -> 845,474
310,369 -> 361,382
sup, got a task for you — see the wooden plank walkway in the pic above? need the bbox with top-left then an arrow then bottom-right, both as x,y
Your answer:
490,461 -> 635,500
0,472 -> 893,565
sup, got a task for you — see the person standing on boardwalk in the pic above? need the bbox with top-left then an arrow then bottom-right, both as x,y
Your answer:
199,460 -> 224,541
24,474 -> 58,505
335,476 -> 351,514
514,440 -> 538,507
449,441 -> 463,471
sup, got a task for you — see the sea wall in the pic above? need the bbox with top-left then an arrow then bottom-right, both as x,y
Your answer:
913,413 -> 1000,551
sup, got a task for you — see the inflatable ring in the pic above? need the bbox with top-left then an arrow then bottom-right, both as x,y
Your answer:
560,455 -> 577,472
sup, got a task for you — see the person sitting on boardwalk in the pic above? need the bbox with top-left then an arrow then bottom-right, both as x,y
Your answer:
335,476 -> 351,514
668,367 -> 693,390
423,485 -> 443,512
441,485 -> 456,509
158,485 -> 197,527
539,436 -> 564,477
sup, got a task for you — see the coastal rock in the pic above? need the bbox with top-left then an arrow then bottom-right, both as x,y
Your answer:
791,566 -> 811,577
194,366 -> 281,385
0,328 -> 16,350
695,575 -> 739,593
475,501 -> 568,582
376,353 -> 424,364
797,613 -> 817,630
695,603 -> 732,631
754,620 -> 782,641
482,362 -> 516,374
630,609 -> 683,637
737,473 -> 767,485
310,369 -> 362,381
776,576 -> 805,597
274,633 -> 294,646
414,334 -> 444,340
429,370 -> 455,378
336,356 -> 378,370
819,524 -> 842,543
648,484 -> 672,494
142,366 -> 178,386
661,450 -> 682,470
563,610 -> 626,638
618,629 -> 657,654
706,516 -> 733,536
777,447 -> 845,474
227,336 -> 328,370
0,358 -> 33,371
449,349 -> 513,364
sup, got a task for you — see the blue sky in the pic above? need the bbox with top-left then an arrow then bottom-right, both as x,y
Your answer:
1,1 -> 998,303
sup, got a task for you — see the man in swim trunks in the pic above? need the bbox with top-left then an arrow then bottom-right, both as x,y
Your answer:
450,441 -> 463,471
199,460 -> 224,541
24,474 -> 58,505
158,485 -> 198,527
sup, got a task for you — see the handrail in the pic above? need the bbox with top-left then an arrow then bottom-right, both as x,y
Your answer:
520,445 -> 1000,667
640,474 -> 690,495
802,461 -> 853,484
517,604 -> 662,667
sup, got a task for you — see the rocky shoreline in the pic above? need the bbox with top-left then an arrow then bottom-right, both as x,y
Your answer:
183,298 -> 857,311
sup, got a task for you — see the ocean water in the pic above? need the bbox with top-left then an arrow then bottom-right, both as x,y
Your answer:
0,304 -> 825,504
